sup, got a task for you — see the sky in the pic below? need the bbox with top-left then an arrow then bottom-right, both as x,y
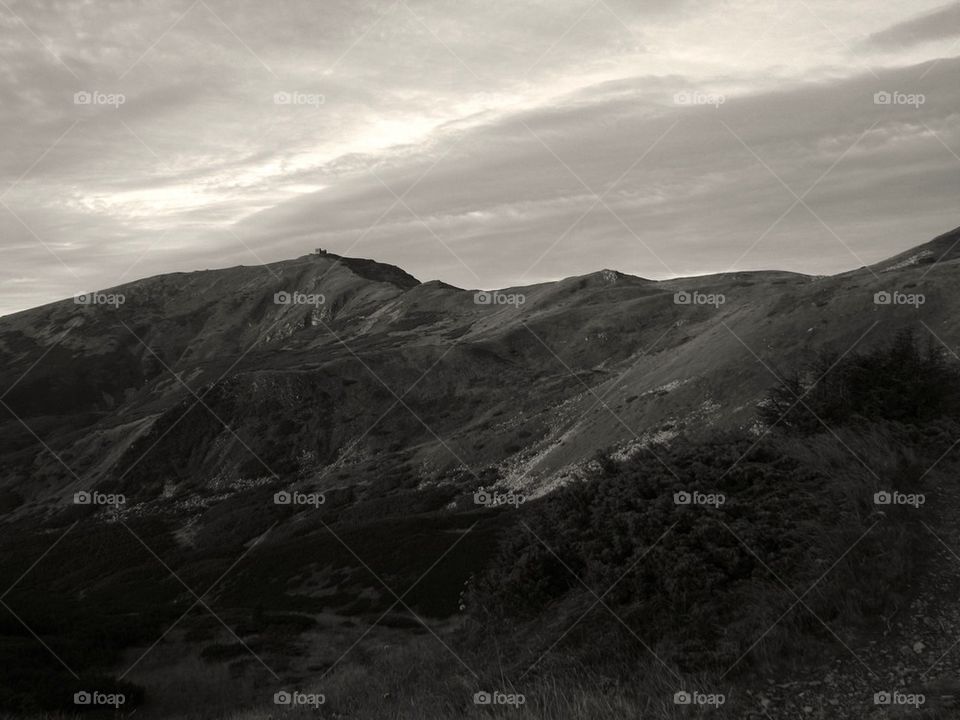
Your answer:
1,0 -> 958,315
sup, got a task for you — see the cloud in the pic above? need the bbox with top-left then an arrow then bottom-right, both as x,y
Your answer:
230,57 -> 960,288
0,0 -> 958,315
866,2 -> 960,50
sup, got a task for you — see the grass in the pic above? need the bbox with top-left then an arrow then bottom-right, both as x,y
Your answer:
204,639 -> 729,720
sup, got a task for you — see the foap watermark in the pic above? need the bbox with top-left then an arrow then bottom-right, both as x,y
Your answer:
273,690 -> 325,708
873,690 -> 925,709
74,90 -> 125,108
274,490 -> 325,508
674,490 -> 725,508
874,91 -> 925,108
674,91 -> 725,108
474,487 -> 526,509
273,91 -> 325,108
874,490 -> 925,509
74,691 -> 125,708
74,490 -> 126,507
874,290 -> 924,308
674,690 -> 726,707
274,290 -> 325,306
74,291 -> 125,307
474,291 -> 526,307
674,290 -> 725,308
474,690 -> 526,707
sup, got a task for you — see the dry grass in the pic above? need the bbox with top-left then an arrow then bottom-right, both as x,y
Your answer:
196,639 -> 739,720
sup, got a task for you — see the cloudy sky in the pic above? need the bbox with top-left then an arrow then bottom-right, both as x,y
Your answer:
1,0 -> 958,315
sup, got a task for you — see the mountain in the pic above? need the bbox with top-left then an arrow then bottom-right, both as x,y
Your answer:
2,227 -> 960,719
2,230 -> 959,512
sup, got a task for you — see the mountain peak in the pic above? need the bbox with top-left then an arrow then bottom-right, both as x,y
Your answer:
284,251 -> 421,290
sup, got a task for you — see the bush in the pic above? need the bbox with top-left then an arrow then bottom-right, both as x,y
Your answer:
759,330 -> 960,434
467,427 -> 924,674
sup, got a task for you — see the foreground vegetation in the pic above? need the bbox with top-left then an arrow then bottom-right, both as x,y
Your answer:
4,331 -> 960,718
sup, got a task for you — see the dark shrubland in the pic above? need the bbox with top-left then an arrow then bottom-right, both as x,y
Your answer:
759,329 -> 960,433
468,428 -> 922,675
467,331 -> 958,679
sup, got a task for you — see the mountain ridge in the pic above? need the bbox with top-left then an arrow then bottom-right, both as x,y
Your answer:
1,224 -> 958,513
17,224 -> 960,323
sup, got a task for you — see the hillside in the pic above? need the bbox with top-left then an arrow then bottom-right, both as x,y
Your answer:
1,226 -> 960,719
2,230 -> 959,510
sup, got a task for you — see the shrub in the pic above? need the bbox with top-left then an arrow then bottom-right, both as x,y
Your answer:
468,428 -> 924,674
759,330 -> 960,433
